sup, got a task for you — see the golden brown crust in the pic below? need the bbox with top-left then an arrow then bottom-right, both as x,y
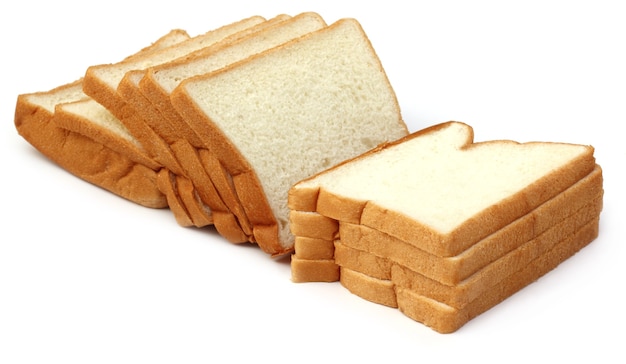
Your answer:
288,210 -> 338,240
287,185 -> 320,212
169,139 -> 253,240
119,70 -> 181,144
116,72 -> 186,175
291,256 -> 339,283
339,267 -> 397,308
170,87 -> 253,174
339,166 -> 603,285
138,69 -> 205,148
211,211 -> 249,243
176,175 -> 213,227
52,99 -> 161,171
169,140 -> 227,212
15,84 -> 167,208
396,196 -> 601,308
396,218 -> 600,333
123,29 -> 190,61
334,241 -> 392,280
296,121 -> 597,257
156,168 -> 193,226
232,171 -> 280,251
293,236 -> 335,260
197,148 -> 252,238
340,218 -> 600,333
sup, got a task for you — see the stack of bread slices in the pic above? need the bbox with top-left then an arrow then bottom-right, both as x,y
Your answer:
288,121 -> 603,333
14,12 -> 409,256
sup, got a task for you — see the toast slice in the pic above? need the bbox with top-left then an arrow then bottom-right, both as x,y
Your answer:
171,18 -> 408,255
289,121 -> 596,257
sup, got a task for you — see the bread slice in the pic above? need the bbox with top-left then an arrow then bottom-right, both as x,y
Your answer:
338,165 -> 603,285
116,15 -> 292,173
13,29 -> 192,208
137,12 -> 325,146
291,185 -> 602,284
121,13 -> 327,241
339,217 -> 600,333
338,192 -> 602,308
290,256 -> 340,283
290,162 -> 601,275
171,18 -> 408,255
396,218 -> 600,333
82,15 -> 267,153
52,98 -> 160,170
289,121 -> 596,257
14,82 -> 166,208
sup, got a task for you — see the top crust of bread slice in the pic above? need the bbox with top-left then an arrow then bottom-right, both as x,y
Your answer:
289,121 -> 596,256
171,18 -> 408,255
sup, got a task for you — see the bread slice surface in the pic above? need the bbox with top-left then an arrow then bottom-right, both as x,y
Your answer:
338,165 -> 603,284
13,29 -> 193,208
291,121 -> 596,256
172,18 -> 408,254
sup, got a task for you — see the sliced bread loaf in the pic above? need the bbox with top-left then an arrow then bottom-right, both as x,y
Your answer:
171,18 -> 408,255
123,13 -> 327,241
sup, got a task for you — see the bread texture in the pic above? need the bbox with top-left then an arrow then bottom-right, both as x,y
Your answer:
138,13 -> 325,145
398,218 -> 599,333
13,29 -> 194,208
287,121 -> 602,332
290,121 -> 596,256
14,83 -> 166,208
171,18 -> 408,255
339,166 -> 603,285
338,192 -> 601,305
83,15 -> 267,155
52,99 -> 160,170
122,13 -> 328,240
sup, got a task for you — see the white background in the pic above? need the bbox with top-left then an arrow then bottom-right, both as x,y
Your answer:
1,1 -> 624,363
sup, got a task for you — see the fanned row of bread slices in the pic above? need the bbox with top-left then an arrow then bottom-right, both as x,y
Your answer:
15,12 -> 602,333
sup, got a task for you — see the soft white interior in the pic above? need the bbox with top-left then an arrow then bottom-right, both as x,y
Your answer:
181,19 -> 407,248
90,16 -> 266,90
27,83 -> 85,112
153,13 -> 326,93
60,99 -> 138,144
296,122 -> 590,234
